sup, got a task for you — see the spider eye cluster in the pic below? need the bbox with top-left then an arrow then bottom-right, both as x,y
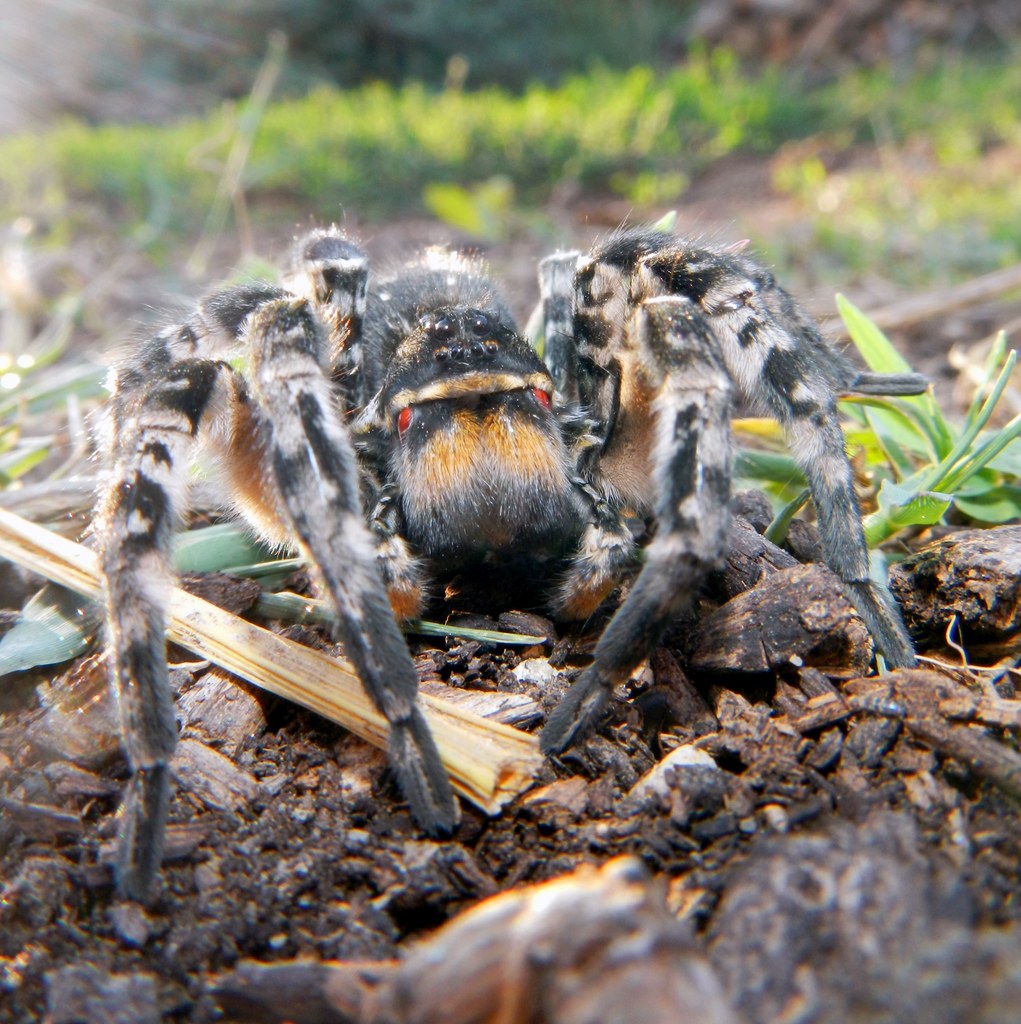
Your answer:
420,309 -> 501,363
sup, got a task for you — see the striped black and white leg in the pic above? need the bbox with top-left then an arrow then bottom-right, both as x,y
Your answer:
245,298 -> 457,834
553,480 -> 636,622
709,292 -> 917,668
542,297 -> 733,753
538,251 -> 582,405
98,358 -> 239,901
293,227 -> 370,410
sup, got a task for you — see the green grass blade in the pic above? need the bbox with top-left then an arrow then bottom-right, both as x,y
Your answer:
963,331 -> 1010,434
921,350 -> 1018,492
839,394 -> 944,462
836,293 -> 913,375
411,620 -> 546,645
255,591 -> 545,645
939,413 -> 1021,494
764,489 -> 810,546
837,293 -> 954,457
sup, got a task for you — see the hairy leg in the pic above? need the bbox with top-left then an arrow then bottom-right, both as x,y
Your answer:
543,297 -> 733,753
245,298 -> 456,833
98,357 -> 239,900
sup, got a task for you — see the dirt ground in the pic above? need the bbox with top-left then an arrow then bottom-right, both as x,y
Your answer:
2,145 -> 1021,1022
2,517 -> 1020,1023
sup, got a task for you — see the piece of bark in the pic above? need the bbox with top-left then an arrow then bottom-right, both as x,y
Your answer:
497,609 -> 557,641
4,855 -> 74,928
45,964 -> 160,1024
178,670 -> 268,757
843,669 -> 1021,799
714,516 -> 799,600
520,776 -> 591,820
178,572 -> 263,616
651,647 -> 719,737
729,491 -> 774,533
708,811 -> 1021,1024
784,517 -> 823,564
889,526 -> 1021,652
692,564 -> 873,674
0,795 -> 83,839
214,859 -> 740,1024
27,653 -> 121,769
42,760 -> 121,799
171,737 -> 261,814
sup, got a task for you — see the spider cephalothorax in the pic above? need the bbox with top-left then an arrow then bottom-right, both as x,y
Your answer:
97,223 -> 923,901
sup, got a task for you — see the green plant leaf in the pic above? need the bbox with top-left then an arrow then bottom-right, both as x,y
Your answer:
837,294 -> 953,458
863,481 -> 953,546
836,294 -> 912,375
764,489 -> 810,546
171,522 -> 274,573
953,486 -> 1021,523
0,583 -> 99,675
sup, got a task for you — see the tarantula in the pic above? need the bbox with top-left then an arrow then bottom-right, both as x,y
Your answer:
97,223 -> 923,901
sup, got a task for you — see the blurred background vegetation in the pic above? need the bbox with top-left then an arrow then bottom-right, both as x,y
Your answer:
2,0 -> 1020,291
1,2 -> 1019,451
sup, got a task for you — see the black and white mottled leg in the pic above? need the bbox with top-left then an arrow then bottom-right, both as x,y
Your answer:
292,227 -> 370,409
367,485 -> 429,622
539,251 -> 583,405
594,229 -> 919,669
552,478 -> 636,622
692,261 -> 919,668
97,357 -> 240,901
245,298 -> 457,834
543,297 -> 733,753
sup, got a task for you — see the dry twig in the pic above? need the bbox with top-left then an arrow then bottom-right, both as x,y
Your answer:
0,507 -> 541,813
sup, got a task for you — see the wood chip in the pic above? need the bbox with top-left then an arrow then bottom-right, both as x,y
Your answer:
171,738 -> 261,813
214,858 -> 740,1024
692,564 -> 873,674
889,526 -> 1021,653
178,670 -> 268,757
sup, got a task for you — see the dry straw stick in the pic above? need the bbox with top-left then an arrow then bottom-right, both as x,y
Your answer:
0,507 -> 541,813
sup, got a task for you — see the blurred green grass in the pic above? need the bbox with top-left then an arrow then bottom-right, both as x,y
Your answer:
3,50 -> 1020,285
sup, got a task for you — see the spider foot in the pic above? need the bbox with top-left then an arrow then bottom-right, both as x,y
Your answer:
388,708 -> 459,835
843,579 -> 917,669
540,666 -> 613,756
114,764 -> 171,904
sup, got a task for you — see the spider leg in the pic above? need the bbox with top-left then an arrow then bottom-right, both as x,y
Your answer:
781,396 -> 916,667
98,356 -> 240,901
553,479 -> 636,621
538,251 -> 582,404
367,484 -> 428,622
294,227 -> 370,410
245,298 -> 456,834
706,290 -> 917,668
542,297 -> 733,753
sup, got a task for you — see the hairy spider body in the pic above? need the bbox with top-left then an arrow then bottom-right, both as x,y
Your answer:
356,256 -> 586,567
97,223 -> 923,902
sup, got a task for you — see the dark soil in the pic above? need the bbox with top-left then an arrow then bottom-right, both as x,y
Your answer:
2,516 -> 1020,1023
